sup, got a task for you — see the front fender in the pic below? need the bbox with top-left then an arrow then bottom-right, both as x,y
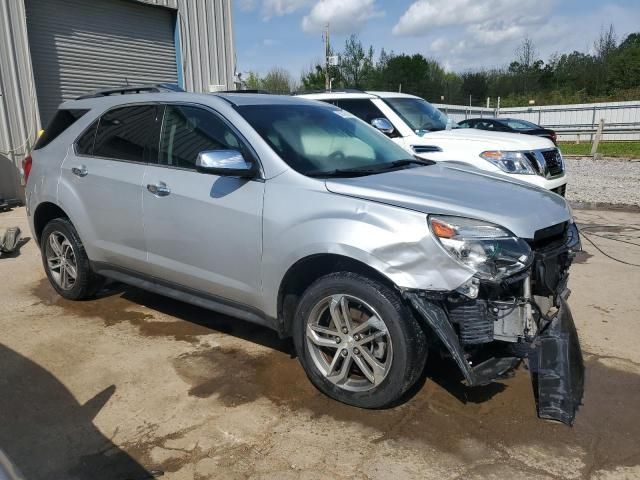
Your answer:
261,174 -> 472,317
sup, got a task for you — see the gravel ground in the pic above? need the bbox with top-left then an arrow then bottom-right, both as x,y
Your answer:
565,156 -> 640,206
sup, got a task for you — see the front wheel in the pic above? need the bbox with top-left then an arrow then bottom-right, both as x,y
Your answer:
293,272 -> 428,408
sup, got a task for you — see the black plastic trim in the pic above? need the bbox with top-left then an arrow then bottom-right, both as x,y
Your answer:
91,261 -> 279,332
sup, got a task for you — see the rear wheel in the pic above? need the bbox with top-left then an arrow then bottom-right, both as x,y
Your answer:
41,218 -> 102,300
293,272 -> 428,408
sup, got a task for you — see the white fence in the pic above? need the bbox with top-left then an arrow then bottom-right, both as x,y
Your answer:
433,100 -> 640,142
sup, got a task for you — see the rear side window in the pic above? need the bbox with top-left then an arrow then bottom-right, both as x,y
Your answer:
33,109 -> 89,150
93,105 -> 159,162
158,105 -> 242,169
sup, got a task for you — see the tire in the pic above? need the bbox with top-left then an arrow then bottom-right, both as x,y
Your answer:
40,218 -> 102,300
293,272 -> 428,409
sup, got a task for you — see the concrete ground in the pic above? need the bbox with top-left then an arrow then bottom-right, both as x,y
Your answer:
1,206 -> 639,480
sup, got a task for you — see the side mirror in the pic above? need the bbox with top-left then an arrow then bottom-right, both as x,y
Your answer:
195,150 -> 256,178
370,118 -> 394,136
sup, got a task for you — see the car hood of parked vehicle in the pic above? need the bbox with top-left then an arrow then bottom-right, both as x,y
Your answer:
416,128 -> 555,151
324,163 -> 570,239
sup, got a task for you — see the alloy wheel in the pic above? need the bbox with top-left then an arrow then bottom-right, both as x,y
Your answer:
305,294 -> 393,392
45,231 -> 78,291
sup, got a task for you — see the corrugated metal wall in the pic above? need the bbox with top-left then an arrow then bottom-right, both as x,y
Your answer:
0,0 -> 235,202
0,0 -> 39,202
136,0 -> 236,92
26,0 -> 179,126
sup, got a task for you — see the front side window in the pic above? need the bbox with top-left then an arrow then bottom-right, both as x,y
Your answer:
383,97 -> 458,133
238,104 -> 422,177
93,105 -> 158,162
158,105 -> 242,169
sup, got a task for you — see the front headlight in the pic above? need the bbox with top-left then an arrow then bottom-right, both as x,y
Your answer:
429,215 -> 532,281
480,150 -> 536,175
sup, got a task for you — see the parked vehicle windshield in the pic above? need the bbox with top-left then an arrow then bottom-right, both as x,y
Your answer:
383,97 -> 458,133
238,104 -> 430,177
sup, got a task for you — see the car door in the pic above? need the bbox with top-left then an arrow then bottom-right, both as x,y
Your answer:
142,103 -> 265,307
59,104 -> 160,273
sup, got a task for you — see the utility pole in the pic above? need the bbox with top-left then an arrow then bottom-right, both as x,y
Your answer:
323,23 -> 330,91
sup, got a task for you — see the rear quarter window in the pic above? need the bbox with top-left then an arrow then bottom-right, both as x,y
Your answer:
33,109 -> 89,150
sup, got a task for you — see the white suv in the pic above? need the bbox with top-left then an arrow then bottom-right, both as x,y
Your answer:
299,91 -> 567,195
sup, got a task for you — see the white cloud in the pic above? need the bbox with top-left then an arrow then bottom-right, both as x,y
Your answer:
413,2 -> 640,72
301,0 -> 384,34
240,0 -> 312,19
392,0 -> 547,36
238,0 -> 258,11
262,0 -> 312,18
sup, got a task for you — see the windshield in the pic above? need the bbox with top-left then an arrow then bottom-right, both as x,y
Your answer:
504,119 -> 538,130
383,97 -> 458,133
237,104 -> 429,177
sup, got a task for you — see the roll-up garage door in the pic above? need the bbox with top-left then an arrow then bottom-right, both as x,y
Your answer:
25,0 -> 178,125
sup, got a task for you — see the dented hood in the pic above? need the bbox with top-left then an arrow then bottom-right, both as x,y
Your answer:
325,164 -> 571,239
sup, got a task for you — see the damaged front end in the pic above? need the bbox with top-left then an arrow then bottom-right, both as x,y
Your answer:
406,219 -> 584,425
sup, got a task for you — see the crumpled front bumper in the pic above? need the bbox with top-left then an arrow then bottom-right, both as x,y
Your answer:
407,293 -> 584,425
531,297 -> 584,425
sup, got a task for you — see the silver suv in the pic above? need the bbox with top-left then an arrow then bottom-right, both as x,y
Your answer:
25,87 -> 584,424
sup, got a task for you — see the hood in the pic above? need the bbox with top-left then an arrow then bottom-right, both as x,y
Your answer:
417,128 -> 555,150
325,164 -> 570,239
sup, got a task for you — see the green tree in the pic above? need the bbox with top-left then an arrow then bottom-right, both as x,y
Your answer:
244,71 -> 262,90
338,34 -> 375,88
261,67 -> 296,94
374,54 -> 447,101
609,33 -> 640,90
461,71 -> 489,104
300,64 -> 326,91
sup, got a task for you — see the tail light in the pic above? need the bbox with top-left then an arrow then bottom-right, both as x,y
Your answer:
22,155 -> 32,184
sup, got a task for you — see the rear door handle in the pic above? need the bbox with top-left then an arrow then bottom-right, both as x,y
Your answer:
147,181 -> 171,197
71,165 -> 88,177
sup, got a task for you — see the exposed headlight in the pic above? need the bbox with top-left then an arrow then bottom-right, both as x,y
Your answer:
480,150 -> 536,175
429,215 -> 533,281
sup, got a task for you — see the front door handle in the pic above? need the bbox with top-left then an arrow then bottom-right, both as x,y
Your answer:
147,182 -> 171,197
71,165 -> 88,177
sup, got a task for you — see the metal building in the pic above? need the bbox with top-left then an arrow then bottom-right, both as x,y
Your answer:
0,0 -> 235,203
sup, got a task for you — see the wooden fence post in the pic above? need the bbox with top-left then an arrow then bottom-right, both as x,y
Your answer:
591,118 -> 605,157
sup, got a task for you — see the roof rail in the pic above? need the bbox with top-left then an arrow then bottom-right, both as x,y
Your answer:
294,88 -> 367,95
76,83 -> 184,100
215,89 -> 272,94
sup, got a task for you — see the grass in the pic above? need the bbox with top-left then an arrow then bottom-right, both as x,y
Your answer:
559,141 -> 640,158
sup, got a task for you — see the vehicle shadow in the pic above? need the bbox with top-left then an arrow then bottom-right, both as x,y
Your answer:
96,281 -> 293,355
94,281 -> 504,408
0,343 -> 155,480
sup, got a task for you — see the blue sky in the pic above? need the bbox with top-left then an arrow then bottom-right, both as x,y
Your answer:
233,0 -> 640,79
